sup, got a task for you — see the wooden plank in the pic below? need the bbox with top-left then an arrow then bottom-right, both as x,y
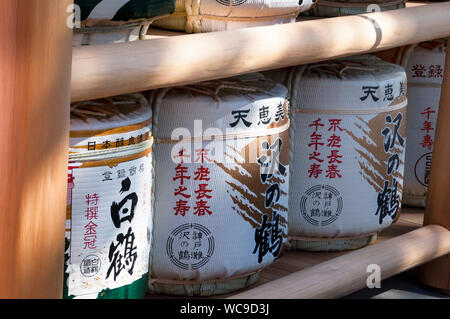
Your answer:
0,0 -> 73,298
227,207 -> 425,297
230,224 -> 450,299
71,2 -> 450,102
418,36 -> 450,293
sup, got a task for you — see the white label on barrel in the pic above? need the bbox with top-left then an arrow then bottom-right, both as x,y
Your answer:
289,106 -> 406,238
152,98 -> 290,282
66,153 -> 152,297
404,91 -> 439,194
404,47 -> 445,199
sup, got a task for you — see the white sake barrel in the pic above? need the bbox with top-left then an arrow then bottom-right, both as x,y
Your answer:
152,0 -> 316,33
65,93 -> 153,299
149,75 -> 290,296
403,40 -> 446,207
72,0 -> 175,46
300,0 -> 404,18
265,55 -> 407,251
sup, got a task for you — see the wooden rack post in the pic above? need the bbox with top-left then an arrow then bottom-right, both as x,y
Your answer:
418,37 -> 450,294
0,0 -> 73,298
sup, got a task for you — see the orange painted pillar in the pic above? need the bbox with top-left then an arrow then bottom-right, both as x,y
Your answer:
0,0 -> 73,298
418,37 -> 450,294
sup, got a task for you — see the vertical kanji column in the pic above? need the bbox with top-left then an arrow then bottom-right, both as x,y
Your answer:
419,37 -> 450,294
0,0 -> 73,298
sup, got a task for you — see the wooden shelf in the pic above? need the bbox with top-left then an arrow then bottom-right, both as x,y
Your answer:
71,2 -> 450,103
146,207 -> 450,299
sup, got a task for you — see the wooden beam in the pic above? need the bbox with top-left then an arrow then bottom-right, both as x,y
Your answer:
71,2 -> 450,102
0,0 -> 73,298
418,37 -> 450,293
230,225 -> 450,299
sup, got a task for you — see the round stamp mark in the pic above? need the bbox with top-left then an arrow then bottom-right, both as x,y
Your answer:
300,184 -> 343,226
80,254 -> 101,277
166,223 -> 215,270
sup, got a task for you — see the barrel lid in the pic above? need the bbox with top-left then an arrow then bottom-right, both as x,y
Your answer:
151,74 -> 289,140
70,93 -> 152,132
268,55 -> 407,111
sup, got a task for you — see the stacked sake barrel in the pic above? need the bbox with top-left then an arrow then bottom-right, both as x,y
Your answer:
65,93 -> 153,299
152,0 -> 317,33
149,75 -> 290,296
265,55 -> 407,251
301,0 -> 405,17
403,40 -> 446,207
73,0 -> 175,45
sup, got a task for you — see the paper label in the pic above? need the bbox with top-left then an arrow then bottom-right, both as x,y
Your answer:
65,149 -> 152,298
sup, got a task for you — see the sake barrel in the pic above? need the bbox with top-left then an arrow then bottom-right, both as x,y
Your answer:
403,40 -> 446,208
152,0 -> 316,33
149,75 -> 290,296
265,55 -> 407,251
72,0 -> 175,46
300,0 -> 405,18
65,93 -> 153,299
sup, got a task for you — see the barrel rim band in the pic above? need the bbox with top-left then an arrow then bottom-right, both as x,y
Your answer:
407,82 -> 442,88
149,269 -> 261,286
189,11 -> 300,23
154,120 -> 290,144
316,0 -> 404,8
69,139 -> 153,161
290,99 -> 407,115
162,12 -> 300,22
289,232 -> 378,241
